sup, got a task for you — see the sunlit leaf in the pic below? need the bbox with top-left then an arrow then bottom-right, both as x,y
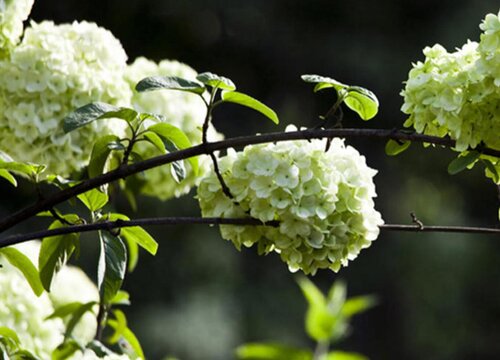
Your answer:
385,139 -> 411,156
147,123 -> 198,176
341,295 -> 378,318
106,320 -> 144,359
236,343 -> 312,360
107,310 -> 128,344
326,351 -> 368,360
0,169 -> 17,186
196,72 -> 236,91
77,189 -> 109,212
344,86 -> 379,120
221,91 -> 279,124
135,76 -> 205,94
301,74 -> 347,92
143,131 -> 166,154
39,219 -> 80,291
51,339 -> 81,360
483,159 -> 500,183
88,135 -> 121,178
110,290 -> 131,306
0,247 -> 44,296
63,102 -> 137,133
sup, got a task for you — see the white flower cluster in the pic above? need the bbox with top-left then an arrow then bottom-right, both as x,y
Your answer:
197,126 -> 383,274
0,20 -> 131,176
401,11 -> 500,181
0,0 -> 34,53
124,57 -> 223,200
0,242 -> 104,359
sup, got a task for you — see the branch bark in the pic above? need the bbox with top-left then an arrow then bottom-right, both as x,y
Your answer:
0,128 -> 498,233
0,217 -> 498,249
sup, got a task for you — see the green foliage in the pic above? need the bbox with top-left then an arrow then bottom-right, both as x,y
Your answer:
98,231 -> 127,305
447,151 -> 481,175
135,76 -> 205,95
0,150 -> 46,186
105,213 -> 159,256
0,247 -> 44,296
0,326 -> 40,360
107,315 -> 145,359
236,343 -> 312,360
196,72 -> 236,91
301,74 -> 379,120
51,339 -> 81,360
39,217 -> 81,292
146,122 -> 199,176
88,134 -> 122,178
77,189 -> 109,212
237,278 -> 376,360
385,139 -> 411,156
221,90 -> 279,124
63,102 -> 138,133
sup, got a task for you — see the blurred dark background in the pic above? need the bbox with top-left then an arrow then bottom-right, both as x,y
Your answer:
3,0 -> 500,359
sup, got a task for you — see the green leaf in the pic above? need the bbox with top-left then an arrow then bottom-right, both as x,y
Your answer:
45,302 -> 85,320
385,139 -> 411,156
64,302 -> 97,338
297,277 -> 336,341
0,169 -> 17,186
106,320 -> 144,359
221,91 -> 279,124
301,74 -> 348,92
326,351 -> 368,360
107,310 -> 127,344
0,161 -> 45,179
0,327 -> 21,347
143,131 -> 166,154
88,135 -> 121,178
327,280 -> 347,314
124,234 -> 139,272
196,72 -> 236,91
63,102 -> 137,133
147,123 -> 199,176
12,349 -> 41,360
135,76 -> 205,94
77,189 -> 109,212
98,232 -> 127,305
483,159 -> 500,183
341,295 -> 378,318
236,343 -> 312,360
51,339 -> 81,360
0,247 -> 44,296
344,86 -> 379,120
109,290 -> 131,306
106,213 -> 158,256
39,220 -> 80,291
448,151 -> 481,175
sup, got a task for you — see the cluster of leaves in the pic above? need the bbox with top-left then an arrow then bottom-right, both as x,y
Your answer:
236,277 -> 376,360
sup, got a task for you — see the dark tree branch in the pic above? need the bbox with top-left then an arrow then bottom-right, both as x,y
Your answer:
0,217 -> 498,249
0,128 -> 498,233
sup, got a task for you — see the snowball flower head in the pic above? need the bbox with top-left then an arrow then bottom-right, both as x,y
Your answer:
0,20 -> 131,176
197,126 -> 383,274
124,57 -> 222,200
0,242 -> 63,358
0,0 -> 34,54
0,241 -> 107,358
401,11 -> 500,182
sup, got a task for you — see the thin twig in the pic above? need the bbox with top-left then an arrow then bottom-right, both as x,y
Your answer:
0,128 -> 498,234
0,217 -> 498,249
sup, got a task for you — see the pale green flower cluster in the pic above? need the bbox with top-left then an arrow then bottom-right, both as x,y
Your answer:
124,57 -> 222,200
197,126 -> 383,274
401,11 -> 500,181
0,242 -> 102,358
0,0 -> 34,54
0,20 -> 131,176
